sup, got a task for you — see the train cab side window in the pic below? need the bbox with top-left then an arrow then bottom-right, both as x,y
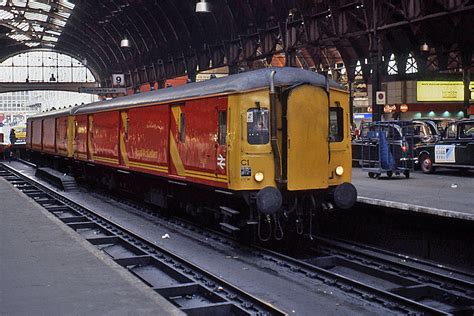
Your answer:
218,111 -> 227,145
329,107 -> 343,142
247,108 -> 269,145
179,112 -> 185,143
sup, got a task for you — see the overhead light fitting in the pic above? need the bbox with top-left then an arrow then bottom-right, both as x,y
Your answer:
120,37 -> 130,48
420,42 -> 429,52
196,0 -> 211,13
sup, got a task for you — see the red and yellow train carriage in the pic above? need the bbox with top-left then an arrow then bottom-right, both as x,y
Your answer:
27,67 -> 356,240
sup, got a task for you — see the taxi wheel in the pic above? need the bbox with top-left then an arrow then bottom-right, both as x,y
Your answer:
386,171 -> 393,178
420,154 -> 435,174
368,172 -> 375,178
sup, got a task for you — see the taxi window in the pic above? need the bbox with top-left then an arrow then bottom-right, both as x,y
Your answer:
459,123 -> 474,139
387,126 -> 402,140
247,108 -> 269,145
446,124 -> 457,139
414,124 -> 426,137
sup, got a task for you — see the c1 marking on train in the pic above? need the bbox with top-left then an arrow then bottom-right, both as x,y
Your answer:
217,154 -> 226,169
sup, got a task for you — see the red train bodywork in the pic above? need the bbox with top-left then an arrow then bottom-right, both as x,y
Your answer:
26,121 -> 32,149
56,116 -> 69,156
32,120 -> 43,151
74,115 -> 88,160
42,118 -> 56,154
90,111 -> 120,166
122,105 -> 170,176
50,95 -> 230,188
168,97 -> 228,187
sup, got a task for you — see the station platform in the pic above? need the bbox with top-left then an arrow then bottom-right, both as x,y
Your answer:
353,167 -> 474,221
0,177 -> 183,315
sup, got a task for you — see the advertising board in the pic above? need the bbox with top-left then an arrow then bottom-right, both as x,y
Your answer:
417,81 -> 474,102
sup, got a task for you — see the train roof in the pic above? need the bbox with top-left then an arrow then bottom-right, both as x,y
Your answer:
30,67 -> 344,119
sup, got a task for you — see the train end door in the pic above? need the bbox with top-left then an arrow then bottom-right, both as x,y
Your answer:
286,85 -> 329,190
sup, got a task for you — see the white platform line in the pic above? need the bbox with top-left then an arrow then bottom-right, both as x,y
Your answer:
357,196 -> 474,222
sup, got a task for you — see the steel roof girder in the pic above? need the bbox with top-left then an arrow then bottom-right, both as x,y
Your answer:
64,20 -> 114,67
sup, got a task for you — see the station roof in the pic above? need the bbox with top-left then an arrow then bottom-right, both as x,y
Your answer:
0,0 -> 74,49
31,67 -> 342,118
1,1 -> 473,88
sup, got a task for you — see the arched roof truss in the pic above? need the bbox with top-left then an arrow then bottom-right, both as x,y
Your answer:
0,0 -> 472,88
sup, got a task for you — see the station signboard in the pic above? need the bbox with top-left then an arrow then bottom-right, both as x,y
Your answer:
417,81 -> 474,102
376,91 -> 386,105
79,87 -> 127,94
112,74 -> 125,87
353,113 -> 372,120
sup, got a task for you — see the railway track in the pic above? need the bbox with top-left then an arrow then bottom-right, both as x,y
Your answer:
2,161 -> 474,315
87,175 -> 474,315
0,163 -> 285,316
262,241 -> 474,315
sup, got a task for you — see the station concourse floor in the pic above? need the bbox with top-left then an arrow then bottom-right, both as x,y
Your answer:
352,167 -> 474,221
0,177 -> 183,316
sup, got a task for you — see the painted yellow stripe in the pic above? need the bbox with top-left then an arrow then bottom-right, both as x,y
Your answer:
170,106 -> 185,176
120,112 -> 130,167
94,156 -> 119,164
185,172 -> 228,183
68,116 -> 75,157
185,169 -> 228,180
129,161 -> 168,171
88,115 -> 94,160
129,163 -> 168,173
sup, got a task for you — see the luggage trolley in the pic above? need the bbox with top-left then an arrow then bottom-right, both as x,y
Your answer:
360,121 -> 415,179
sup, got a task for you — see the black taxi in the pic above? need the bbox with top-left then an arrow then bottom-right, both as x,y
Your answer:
416,119 -> 474,173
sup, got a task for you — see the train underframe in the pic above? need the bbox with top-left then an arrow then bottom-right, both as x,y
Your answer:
30,151 -> 356,242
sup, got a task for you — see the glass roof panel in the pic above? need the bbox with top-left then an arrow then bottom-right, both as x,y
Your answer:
25,42 -> 41,47
0,9 -> 14,19
0,0 -> 75,48
32,24 -> 44,32
46,29 -> 61,36
27,1 -> 51,11
24,11 -> 48,22
42,35 -> 59,42
51,18 -> 66,27
11,0 -> 27,8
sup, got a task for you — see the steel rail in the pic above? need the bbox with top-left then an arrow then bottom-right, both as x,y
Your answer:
0,163 -> 286,316
320,235 -> 474,279
5,160 -> 473,315
313,237 -> 474,289
90,185 -> 474,315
